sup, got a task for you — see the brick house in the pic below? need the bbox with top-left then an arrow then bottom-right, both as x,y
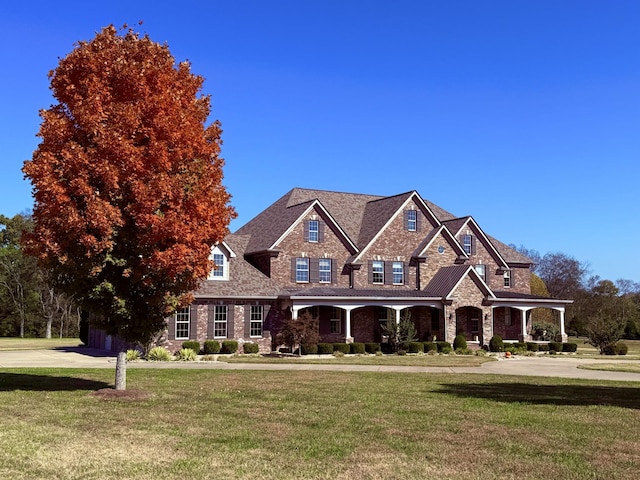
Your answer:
90,188 -> 572,353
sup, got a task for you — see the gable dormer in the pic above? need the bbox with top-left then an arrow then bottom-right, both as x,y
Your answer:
207,242 -> 236,281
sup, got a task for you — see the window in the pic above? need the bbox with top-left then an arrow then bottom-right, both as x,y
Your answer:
463,234 -> 473,255
296,257 -> 310,283
213,305 -> 227,338
392,262 -> 404,285
175,307 -> 190,339
503,271 -> 511,288
250,305 -> 263,337
212,253 -> 225,278
504,308 -> 512,326
471,317 -> 479,333
475,264 -> 486,281
208,246 -> 229,280
372,260 -> 384,284
406,210 -> 417,231
431,311 -> 440,331
308,220 -> 319,243
378,307 -> 392,326
319,258 -> 331,283
330,307 -> 341,334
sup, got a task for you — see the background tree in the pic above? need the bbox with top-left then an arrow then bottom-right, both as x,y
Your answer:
583,280 -> 626,353
23,25 -> 235,389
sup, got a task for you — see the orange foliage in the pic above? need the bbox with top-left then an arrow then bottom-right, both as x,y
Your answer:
23,25 -> 236,343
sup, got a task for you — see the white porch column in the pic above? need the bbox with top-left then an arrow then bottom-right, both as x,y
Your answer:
521,309 -> 528,341
291,306 -> 302,320
559,308 -> 567,342
344,307 -> 354,343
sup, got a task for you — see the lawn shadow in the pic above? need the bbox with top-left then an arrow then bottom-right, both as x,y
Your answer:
54,345 -> 115,358
437,382 -> 640,410
0,372 -> 110,392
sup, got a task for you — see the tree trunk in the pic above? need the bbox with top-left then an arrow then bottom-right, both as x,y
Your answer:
45,315 -> 52,339
115,350 -> 127,390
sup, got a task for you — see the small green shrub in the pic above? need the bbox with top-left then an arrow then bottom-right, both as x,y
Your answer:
407,342 -> 424,353
318,343 -> 333,354
538,343 -> 550,352
548,349 -> 557,355
474,349 -> 487,356
453,334 -> 467,350
397,349 -> 407,356
375,350 -> 384,356
333,350 -> 345,358
147,346 -> 172,361
437,341 -> 452,354
616,342 -> 628,355
526,342 -> 539,352
549,342 -> 563,352
203,340 -> 221,354
489,335 -> 504,352
455,347 -> 473,355
365,343 -> 381,354
126,349 -> 141,361
181,341 -> 201,354
243,342 -> 259,354
350,342 -> 365,354
423,342 -> 438,353
512,342 -> 526,350
221,340 -> 238,354
504,344 -> 515,353
200,355 -> 216,361
175,348 -> 197,361
562,342 -> 578,353
301,344 -> 318,355
333,343 -> 350,354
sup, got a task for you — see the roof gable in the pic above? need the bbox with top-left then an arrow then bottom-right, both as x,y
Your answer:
444,217 -> 509,269
414,225 -> 467,259
424,265 -> 495,299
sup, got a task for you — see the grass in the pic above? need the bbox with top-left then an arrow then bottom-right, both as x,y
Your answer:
578,363 -> 640,374
0,338 -> 81,351
0,368 -> 639,479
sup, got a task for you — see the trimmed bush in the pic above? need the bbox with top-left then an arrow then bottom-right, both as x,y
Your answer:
407,342 -> 424,353
182,341 -> 201,354
549,342 -> 563,352
365,343 -> 381,354
453,334 -> 467,351
455,347 -> 473,355
317,343 -> 334,354
526,342 -> 539,352
538,343 -> 550,352
333,343 -> 350,354
333,350 -> 345,358
615,342 -> 628,355
397,349 -> 407,356
175,348 -> 197,361
147,346 -> 172,361
437,341 -> 452,354
301,344 -> 318,355
243,342 -> 259,354
126,349 -> 141,361
489,335 -> 504,353
203,340 -> 221,354
423,342 -> 438,353
220,340 -> 238,354
562,342 -> 578,353
512,342 -> 527,350
350,342 -> 365,354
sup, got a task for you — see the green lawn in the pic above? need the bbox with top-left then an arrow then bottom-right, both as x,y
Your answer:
0,368 -> 639,479
0,338 -> 81,351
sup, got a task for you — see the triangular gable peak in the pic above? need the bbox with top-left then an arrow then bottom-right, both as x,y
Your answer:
270,199 -> 358,254
413,225 -> 467,260
444,216 -> 509,270
425,265 -> 496,300
215,240 -> 237,258
352,191 -> 441,263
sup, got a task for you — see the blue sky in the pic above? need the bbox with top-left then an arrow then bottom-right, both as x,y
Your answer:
1,1 -> 638,283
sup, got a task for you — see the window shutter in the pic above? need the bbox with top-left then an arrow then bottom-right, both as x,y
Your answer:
227,305 -> 235,339
416,211 -> 422,231
291,258 -> 297,283
168,313 -> 176,340
303,220 -> 309,242
189,304 -> 198,340
310,258 -> 320,283
511,271 -> 516,288
368,260 -> 374,283
404,262 -> 408,285
244,305 -> 251,338
207,305 -> 214,338
384,261 -> 393,285
471,235 -> 476,254
318,221 -> 325,242
403,210 -> 409,230
263,305 -> 271,332
331,259 -> 337,284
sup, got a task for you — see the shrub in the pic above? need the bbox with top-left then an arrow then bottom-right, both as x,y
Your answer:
221,340 -> 238,354
333,350 -> 345,358
181,341 -> 200,354
549,342 -> 563,352
317,343 -> 334,354
350,342 -> 365,354
615,342 -> 628,355
243,342 -> 259,354
538,343 -> 550,352
126,349 -> 141,361
489,335 -> 504,352
333,343 -> 350,354
147,346 -> 172,361
437,341 -> 452,354
203,340 -> 221,354
526,342 -> 539,352
474,349 -> 487,356
512,342 -> 527,350
423,342 -> 438,353
455,347 -> 473,355
407,342 -> 424,353
175,348 -> 197,361
365,343 -> 381,354
301,343 -> 318,355
562,342 -> 578,353
453,334 -> 467,350
200,355 -> 216,361
397,349 -> 407,356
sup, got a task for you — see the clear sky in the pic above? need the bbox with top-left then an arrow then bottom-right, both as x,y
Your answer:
1,1 -> 638,283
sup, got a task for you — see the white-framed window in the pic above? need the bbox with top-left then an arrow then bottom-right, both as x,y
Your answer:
505,308 -> 512,326
175,307 -> 190,340
250,305 -> 263,337
392,262 -> 404,285
503,271 -> 511,288
372,260 -> 384,284
213,305 -> 227,338
463,234 -> 473,255
208,246 -> 229,280
330,307 -> 341,334
407,210 -> 417,231
378,307 -> 392,325
475,264 -> 486,281
319,258 -> 331,283
296,257 -> 310,283
308,220 -> 319,243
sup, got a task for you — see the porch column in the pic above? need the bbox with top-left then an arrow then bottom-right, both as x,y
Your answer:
344,307 -> 354,343
519,308 -> 533,342
291,305 -> 303,320
559,308 -> 567,342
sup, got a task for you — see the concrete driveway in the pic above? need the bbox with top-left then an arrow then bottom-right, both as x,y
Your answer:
1,347 -> 640,382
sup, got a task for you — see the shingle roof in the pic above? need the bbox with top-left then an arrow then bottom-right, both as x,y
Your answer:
357,192 -> 414,248
286,287 -> 440,298
423,265 -> 472,297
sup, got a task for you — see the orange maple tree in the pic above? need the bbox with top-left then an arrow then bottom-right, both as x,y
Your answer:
23,26 -> 235,382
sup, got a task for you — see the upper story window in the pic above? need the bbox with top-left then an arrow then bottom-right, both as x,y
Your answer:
208,246 -> 229,281
392,261 -> 404,285
319,258 -> 332,283
296,257 -> 310,283
503,270 -> 511,288
463,234 -> 473,255
372,260 -> 384,284
308,220 -> 319,242
305,219 -> 324,243
406,210 -> 417,231
475,264 -> 486,281
175,307 -> 190,340
250,305 -> 263,337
